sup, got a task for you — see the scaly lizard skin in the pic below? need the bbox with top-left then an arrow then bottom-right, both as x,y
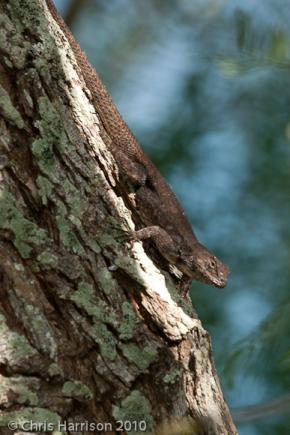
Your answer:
45,0 -> 229,289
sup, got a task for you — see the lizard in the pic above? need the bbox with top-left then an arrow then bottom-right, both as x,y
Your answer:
45,0 -> 229,290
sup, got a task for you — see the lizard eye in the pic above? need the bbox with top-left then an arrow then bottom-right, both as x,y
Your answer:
209,259 -> 216,269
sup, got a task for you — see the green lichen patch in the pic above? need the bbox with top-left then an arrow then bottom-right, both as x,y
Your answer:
70,281 -> 96,314
96,268 -> 114,295
37,249 -> 58,269
9,289 -> 58,360
121,343 -> 157,371
56,214 -> 84,255
62,381 -> 93,401
70,282 -> 119,359
0,14 -> 31,69
55,199 -> 67,216
0,407 -> 60,430
0,189 -> 47,258
8,0 -> 63,82
163,369 -> 181,385
23,304 -> 58,359
91,323 -> 117,361
119,302 -> 137,341
32,136 -> 56,172
112,390 -> 153,435
14,263 -> 24,271
32,97 -> 68,174
0,375 -> 39,406
0,313 -> 38,365
36,175 -> 53,205
37,97 -> 68,153
69,283 -> 117,360
48,363 -> 64,378
78,226 -> 101,254
9,0 -> 45,29
63,180 -> 86,218
71,282 -> 118,326
98,233 -> 118,249
86,236 -> 101,254
0,84 -> 24,128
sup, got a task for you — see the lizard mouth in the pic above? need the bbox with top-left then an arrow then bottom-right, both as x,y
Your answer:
212,277 -> 227,288
188,265 -> 229,288
212,267 -> 229,288
201,274 -> 227,288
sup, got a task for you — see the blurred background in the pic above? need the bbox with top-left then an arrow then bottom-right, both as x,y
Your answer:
54,0 -> 290,433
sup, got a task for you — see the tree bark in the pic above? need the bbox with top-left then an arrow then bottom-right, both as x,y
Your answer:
0,1 -> 237,434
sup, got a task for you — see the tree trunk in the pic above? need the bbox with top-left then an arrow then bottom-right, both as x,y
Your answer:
0,1 -> 237,434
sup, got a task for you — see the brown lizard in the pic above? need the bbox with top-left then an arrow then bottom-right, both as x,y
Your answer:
45,0 -> 229,289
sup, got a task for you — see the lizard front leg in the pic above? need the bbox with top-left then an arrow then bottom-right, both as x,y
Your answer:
129,225 -> 192,298
132,185 -> 182,263
131,226 -> 178,261
112,149 -> 147,186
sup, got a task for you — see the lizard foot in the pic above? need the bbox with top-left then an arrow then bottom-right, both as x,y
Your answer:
115,228 -> 138,244
178,276 -> 192,299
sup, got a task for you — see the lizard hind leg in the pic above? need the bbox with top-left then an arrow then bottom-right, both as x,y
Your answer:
113,149 -> 148,187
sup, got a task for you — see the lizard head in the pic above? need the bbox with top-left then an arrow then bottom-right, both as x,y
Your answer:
178,243 -> 229,288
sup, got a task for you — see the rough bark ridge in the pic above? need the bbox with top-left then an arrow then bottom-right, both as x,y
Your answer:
0,1 -> 237,434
